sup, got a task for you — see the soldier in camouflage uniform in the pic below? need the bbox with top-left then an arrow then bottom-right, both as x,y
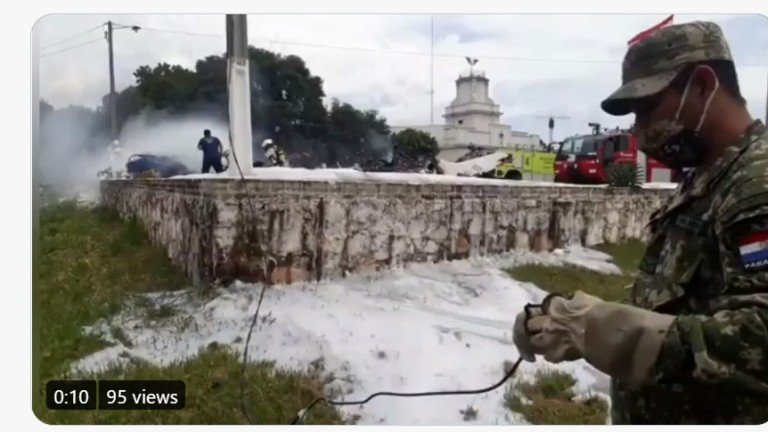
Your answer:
512,21 -> 768,424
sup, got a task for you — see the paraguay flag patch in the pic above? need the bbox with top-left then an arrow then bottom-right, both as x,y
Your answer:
739,232 -> 768,271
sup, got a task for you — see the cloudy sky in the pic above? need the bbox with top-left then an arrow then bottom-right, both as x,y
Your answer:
36,13 -> 768,141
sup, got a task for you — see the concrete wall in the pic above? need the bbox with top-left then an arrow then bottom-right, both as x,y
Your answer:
100,178 -> 673,286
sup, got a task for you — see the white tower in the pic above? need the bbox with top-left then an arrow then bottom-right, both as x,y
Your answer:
442,70 -> 503,132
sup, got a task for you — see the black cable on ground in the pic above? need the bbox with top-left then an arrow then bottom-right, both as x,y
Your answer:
238,281 -> 268,424
226,56 -> 541,423
291,356 -> 525,425
230,144 -> 270,424
230,115 -> 532,424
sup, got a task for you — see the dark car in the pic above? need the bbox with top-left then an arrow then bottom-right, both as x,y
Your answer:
125,154 -> 191,178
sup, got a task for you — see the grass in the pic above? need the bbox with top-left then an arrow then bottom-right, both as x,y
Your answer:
505,369 -> 608,425
502,241 -> 646,424
43,345 -> 343,425
37,201 -> 188,387
506,240 -> 647,303
592,240 -> 646,274
35,200 -> 345,425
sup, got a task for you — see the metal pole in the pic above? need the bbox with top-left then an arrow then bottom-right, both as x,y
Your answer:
469,63 -> 474,104
548,116 -> 554,144
430,14 -> 434,125
107,21 -> 117,141
765,66 -> 768,124
226,15 -> 234,57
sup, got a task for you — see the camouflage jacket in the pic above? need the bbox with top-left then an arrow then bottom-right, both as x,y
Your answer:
611,120 -> 768,425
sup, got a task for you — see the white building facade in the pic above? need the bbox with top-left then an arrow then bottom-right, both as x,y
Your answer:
392,71 -> 543,162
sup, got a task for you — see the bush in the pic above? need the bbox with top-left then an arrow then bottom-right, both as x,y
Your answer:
606,163 -> 643,187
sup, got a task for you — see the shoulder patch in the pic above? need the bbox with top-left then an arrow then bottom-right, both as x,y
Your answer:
739,232 -> 768,271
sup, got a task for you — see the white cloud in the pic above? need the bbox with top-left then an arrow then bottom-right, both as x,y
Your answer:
36,13 -> 768,140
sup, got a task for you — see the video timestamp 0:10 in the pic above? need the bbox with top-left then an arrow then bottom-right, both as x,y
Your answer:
46,380 -> 186,410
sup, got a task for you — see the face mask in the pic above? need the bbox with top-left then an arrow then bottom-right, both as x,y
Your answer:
635,69 -> 719,169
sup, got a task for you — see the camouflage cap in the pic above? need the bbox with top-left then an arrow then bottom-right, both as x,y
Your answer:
601,21 -> 733,116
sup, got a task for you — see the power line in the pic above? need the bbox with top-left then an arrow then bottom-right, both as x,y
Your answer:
138,25 -> 220,38
39,23 -> 105,51
140,25 -> 621,65
39,37 -> 104,58
138,25 -> 768,67
43,22 -> 768,68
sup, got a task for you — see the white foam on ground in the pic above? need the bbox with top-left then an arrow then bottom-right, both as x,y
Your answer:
167,167 -> 678,190
639,181 -> 679,190
72,246 -> 619,425
550,245 -> 622,274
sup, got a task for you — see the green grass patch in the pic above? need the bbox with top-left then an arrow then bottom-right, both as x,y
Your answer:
35,200 -> 345,424
506,264 -> 632,302
44,344 -> 345,425
592,240 -> 646,274
505,369 -> 608,425
506,241 -> 646,302
37,201 -> 188,385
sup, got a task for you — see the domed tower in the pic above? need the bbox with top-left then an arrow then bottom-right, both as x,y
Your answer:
442,70 -> 503,132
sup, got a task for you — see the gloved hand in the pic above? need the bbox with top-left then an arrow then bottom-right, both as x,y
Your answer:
512,291 -> 677,386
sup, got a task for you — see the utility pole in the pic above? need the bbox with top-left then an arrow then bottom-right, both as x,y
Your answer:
226,14 -> 253,176
106,21 -> 117,142
535,113 -> 571,146
104,21 -> 140,144
430,14 -> 434,125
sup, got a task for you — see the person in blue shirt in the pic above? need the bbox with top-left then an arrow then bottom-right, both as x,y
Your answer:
197,129 -> 224,173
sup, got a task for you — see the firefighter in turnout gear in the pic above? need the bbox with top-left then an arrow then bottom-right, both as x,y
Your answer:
261,139 -> 288,167
512,21 -> 768,424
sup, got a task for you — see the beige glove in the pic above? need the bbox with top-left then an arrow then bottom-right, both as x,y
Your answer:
512,291 -> 677,386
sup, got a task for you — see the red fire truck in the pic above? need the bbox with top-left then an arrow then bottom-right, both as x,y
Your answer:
553,125 -> 682,184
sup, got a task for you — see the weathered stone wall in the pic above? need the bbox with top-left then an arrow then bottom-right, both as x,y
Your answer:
100,179 -> 673,285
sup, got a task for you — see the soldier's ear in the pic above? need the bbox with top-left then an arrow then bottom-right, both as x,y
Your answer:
691,65 -> 718,98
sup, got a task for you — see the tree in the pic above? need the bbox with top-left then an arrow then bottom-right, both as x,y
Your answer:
133,48 -> 330,143
39,99 -> 54,122
263,51 -> 328,141
392,128 -> 439,158
327,99 -> 391,165
98,86 -> 142,134
134,63 -> 201,112
130,46 -> 391,167
194,54 -> 228,107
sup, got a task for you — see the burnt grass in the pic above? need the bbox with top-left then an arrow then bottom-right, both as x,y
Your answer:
35,200 -> 344,425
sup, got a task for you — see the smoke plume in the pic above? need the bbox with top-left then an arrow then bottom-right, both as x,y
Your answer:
39,106 -> 231,201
